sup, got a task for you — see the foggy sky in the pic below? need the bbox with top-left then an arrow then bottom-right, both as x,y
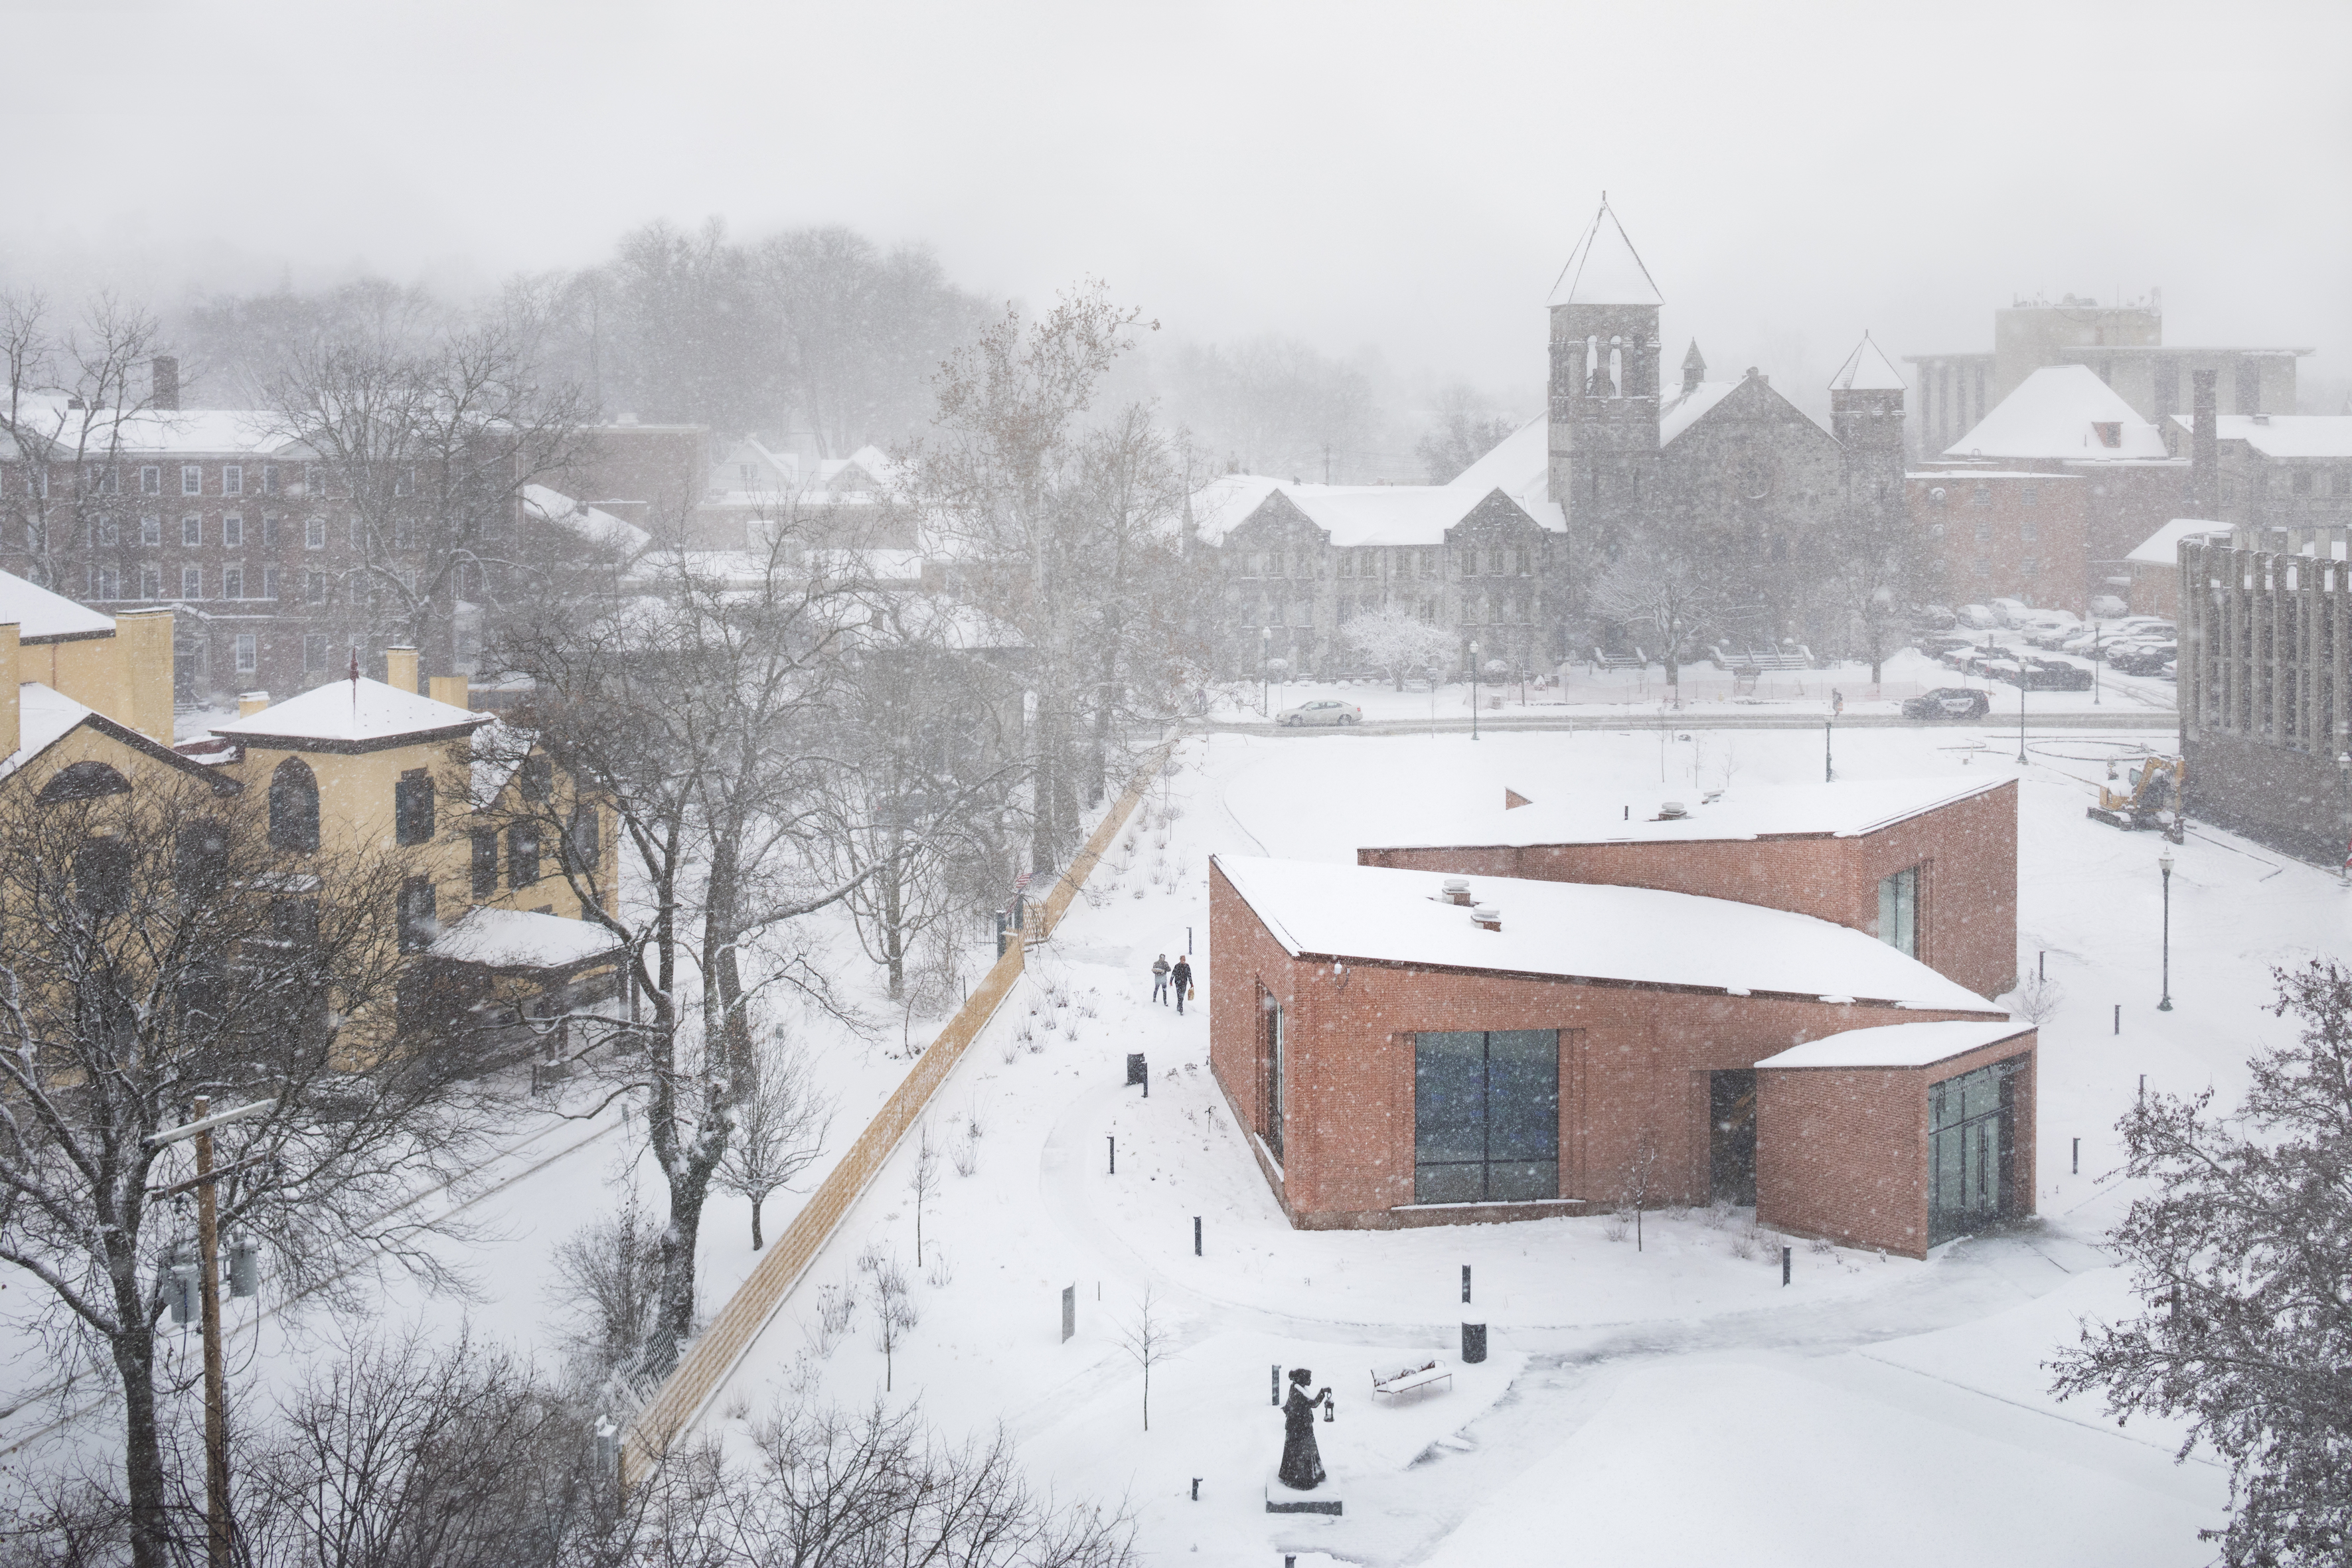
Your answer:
9,0 -> 2348,414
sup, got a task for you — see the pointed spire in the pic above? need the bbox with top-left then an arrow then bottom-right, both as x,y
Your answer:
1547,196 -> 1664,308
1680,340 -> 1706,395
1829,331 -> 1907,392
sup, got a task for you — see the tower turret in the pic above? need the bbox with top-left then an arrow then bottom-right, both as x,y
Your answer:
1680,340 -> 1706,397
1829,332 -> 1909,534
1545,196 -> 1664,552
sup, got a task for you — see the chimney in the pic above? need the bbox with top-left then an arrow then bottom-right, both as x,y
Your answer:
1504,787 -> 1531,810
428,674 -> 471,709
238,690 -> 271,718
1470,905 -> 1501,932
150,356 -> 179,412
1442,877 -> 1473,906
384,646 -> 420,694
0,623 -> 18,762
2191,369 -> 2219,517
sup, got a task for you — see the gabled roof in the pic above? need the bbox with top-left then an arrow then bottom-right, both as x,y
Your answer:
1757,1018 -> 2032,1069
1830,334 -> 1907,392
2165,413 -> 2352,459
1945,365 -> 2169,460
523,484 -> 651,554
90,408 -> 294,457
1214,855 -> 2001,1012
3,682 -> 239,792
2126,517 -> 2229,567
1271,485 -> 1537,548
0,568 -> 115,643
1444,418 -> 1560,530
1547,199 -> 1664,308
214,675 -> 489,751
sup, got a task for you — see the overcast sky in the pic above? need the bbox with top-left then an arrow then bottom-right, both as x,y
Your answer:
8,0 -> 2347,412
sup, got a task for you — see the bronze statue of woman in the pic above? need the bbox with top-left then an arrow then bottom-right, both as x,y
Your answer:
1277,1367 -> 1331,1489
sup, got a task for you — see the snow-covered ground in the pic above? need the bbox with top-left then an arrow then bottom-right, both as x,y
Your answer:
31,710 -> 2329,1565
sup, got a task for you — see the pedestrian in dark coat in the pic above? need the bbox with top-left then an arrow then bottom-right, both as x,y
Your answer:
1170,957 -> 1193,1014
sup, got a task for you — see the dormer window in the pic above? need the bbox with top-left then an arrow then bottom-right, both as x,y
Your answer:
2092,422 -> 2122,449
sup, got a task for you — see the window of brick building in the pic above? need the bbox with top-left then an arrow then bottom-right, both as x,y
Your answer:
262,515 -> 278,547
95,518 -> 118,545
1972,559 -> 1991,578
91,564 -> 118,600
1413,1029 -> 1560,1204
2021,485 -> 2039,508
1971,486 -> 1991,507
223,465 -> 243,497
305,516 -> 326,549
223,514 -> 243,547
222,566 -> 243,599
262,464 -> 279,496
139,565 -> 161,599
304,571 -> 327,603
182,566 -> 202,598
2021,558 -> 2039,576
140,466 -> 161,495
1878,866 -> 1920,957
262,566 -> 279,599
2020,519 -> 2037,542
181,465 -> 202,496
140,515 -> 161,546
182,515 -> 201,546
394,769 -> 435,846
234,634 -> 257,674
2294,470 -> 2314,496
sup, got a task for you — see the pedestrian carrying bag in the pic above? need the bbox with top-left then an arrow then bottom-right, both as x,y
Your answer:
1188,985 -> 1197,1000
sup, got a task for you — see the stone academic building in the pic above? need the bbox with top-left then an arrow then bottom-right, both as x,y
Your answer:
1207,780 -> 2031,1258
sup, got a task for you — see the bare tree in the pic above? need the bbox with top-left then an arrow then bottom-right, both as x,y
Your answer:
905,1126 -> 941,1270
871,1253 -> 917,1393
1618,1131 -> 1667,1252
254,312 -> 593,682
1342,606 -> 1458,690
2051,960 -> 2352,1568
1588,526 -> 1727,691
0,290 -> 175,592
0,765 -> 492,1568
488,523 -> 878,1378
1415,384 -> 1516,484
716,1028 -> 834,1251
1162,335 -> 1380,483
1116,1289 -> 1171,1433
550,1193 -> 667,1384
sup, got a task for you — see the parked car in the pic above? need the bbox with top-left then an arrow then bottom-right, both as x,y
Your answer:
1276,698 -> 1363,726
2016,657 -> 2094,691
1989,597 -> 2030,627
2090,594 -> 2128,619
1913,604 -> 1958,631
1957,603 -> 2000,629
2109,643 -> 2178,676
1901,687 -> 1993,720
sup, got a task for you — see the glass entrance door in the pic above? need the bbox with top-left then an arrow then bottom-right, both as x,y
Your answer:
1414,1030 -> 1559,1204
1928,1058 -> 2021,1243
1709,1069 -> 1758,1205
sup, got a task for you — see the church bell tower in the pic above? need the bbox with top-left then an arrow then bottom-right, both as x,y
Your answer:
1546,196 -> 1664,555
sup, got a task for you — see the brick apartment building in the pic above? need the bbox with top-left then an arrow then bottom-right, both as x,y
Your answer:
1208,856 -> 2033,1257
1356,777 -> 2019,1000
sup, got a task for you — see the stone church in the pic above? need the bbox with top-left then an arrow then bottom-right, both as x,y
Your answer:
1192,199 -> 1910,676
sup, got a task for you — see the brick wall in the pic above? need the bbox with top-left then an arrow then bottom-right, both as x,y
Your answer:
1758,1034 -> 2036,1258
1209,860 -> 2013,1234
1358,781 -> 2017,1001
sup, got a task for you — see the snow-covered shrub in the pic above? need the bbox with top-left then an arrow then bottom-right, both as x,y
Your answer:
951,1137 -> 977,1178
1703,1198 -> 1734,1230
1604,1213 -> 1631,1243
926,1249 -> 955,1289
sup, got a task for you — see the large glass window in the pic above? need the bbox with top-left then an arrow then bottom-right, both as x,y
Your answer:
394,769 -> 435,845
1263,994 -> 1285,1164
1414,1030 -> 1559,1204
1928,1057 -> 2024,1244
269,757 -> 319,852
1878,866 -> 1919,957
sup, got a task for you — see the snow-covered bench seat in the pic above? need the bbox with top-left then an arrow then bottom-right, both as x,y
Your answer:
1370,1361 -> 1452,1405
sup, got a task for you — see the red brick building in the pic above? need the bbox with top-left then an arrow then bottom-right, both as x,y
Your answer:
1208,856 -> 2032,1257
1357,778 -> 2018,1000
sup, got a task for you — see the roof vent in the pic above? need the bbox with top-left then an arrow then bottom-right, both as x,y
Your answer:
1656,801 -> 1689,819
1441,877 -> 1472,906
1470,905 -> 1501,931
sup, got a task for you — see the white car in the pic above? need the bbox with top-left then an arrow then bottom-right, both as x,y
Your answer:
1276,699 -> 1363,727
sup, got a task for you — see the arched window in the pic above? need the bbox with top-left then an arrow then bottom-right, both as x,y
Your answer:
270,757 -> 319,853
38,761 -> 131,805
1584,335 -> 1599,395
1609,342 -> 1624,398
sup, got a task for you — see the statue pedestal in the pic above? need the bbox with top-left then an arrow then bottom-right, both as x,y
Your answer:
1265,1478 -> 1342,1516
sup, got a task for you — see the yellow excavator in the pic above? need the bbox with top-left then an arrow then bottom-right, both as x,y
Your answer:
2088,755 -> 2185,839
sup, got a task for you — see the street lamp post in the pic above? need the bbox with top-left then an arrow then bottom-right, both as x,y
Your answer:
1260,626 -> 1271,718
2017,674 -> 2029,765
2092,621 -> 2102,705
2157,846 -> 2175,1012
1470,639 -> 1480,742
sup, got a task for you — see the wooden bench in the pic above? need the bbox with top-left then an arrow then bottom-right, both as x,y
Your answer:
1371,1362 -> 1453,1405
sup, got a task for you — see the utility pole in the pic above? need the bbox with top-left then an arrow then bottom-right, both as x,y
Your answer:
149,1096 -> 274,1568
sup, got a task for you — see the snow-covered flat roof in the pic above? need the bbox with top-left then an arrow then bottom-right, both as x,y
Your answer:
0,568 -> 116,641
429,907 -> 621,970
2127,517 -> 2229,566
99,408 -> 293,456
2164,412 -> 2352,459
1755,1018 -> 2032,1069
214,676 -> 489,749
1215,856 -> 2002,1011
1365,777 -> 2007,852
